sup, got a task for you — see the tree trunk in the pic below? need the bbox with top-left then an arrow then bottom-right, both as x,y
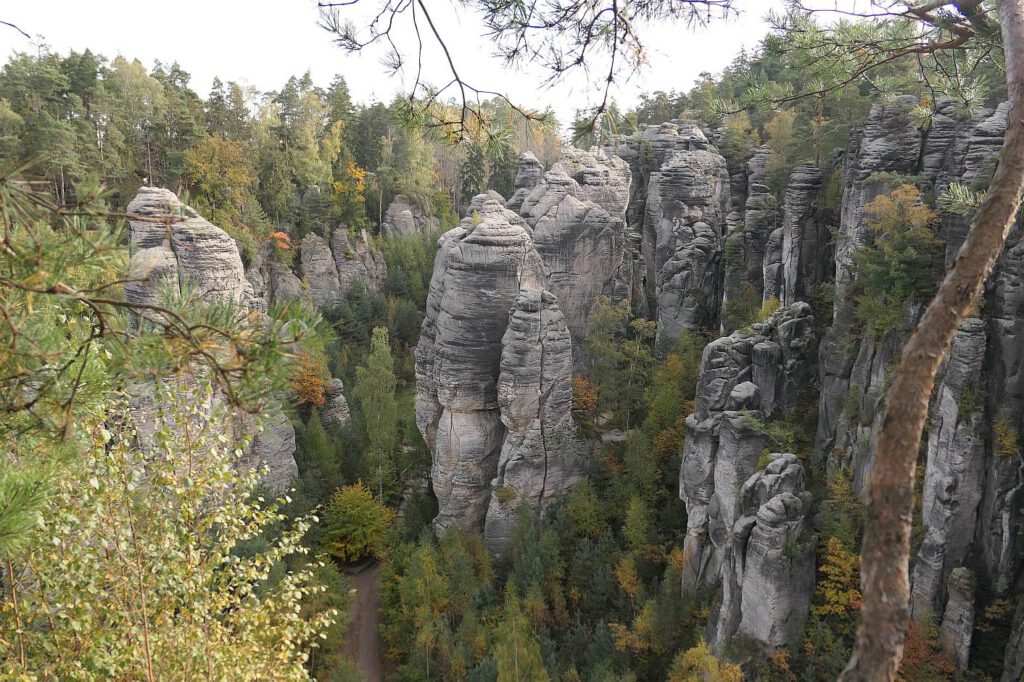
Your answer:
839,1 -> 1024,679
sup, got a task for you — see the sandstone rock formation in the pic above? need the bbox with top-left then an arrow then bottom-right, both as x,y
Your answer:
125,187 -> 297,491
729,454 -> 815,652
640,124 -> 731,345
320,378 -> 352,434
939,567 -> 976,673
483,290 -> 581,559
780,164 -> 827,306
127,186 -> 256,310
680,303 -> 815,598
380,194 -> 439,237
415,199 -> 582,555
911,319 -> 986,620
515,149 -> 633,343
506,152 -> 544,213
299,229 -> 386,309
816,97 -> 931,489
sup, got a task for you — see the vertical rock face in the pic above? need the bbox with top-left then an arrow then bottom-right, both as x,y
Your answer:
516,149 -> 633,343
1005,598 -> 1024,682
332,228 -> 388,294
484,290 -> 581,559
911,319 -> 986,620
606,122 -> 726,320
320,378 -> 352,434
642,125 -> 731,345
939,567 -> 976,673
740,146 -> 778,298
380,194 -> 439,237
980,225 -> 1024,594
780,164 -> 827,306
415,199 -> 582,554
679,304 -> 815,595
816,96 -> 924,477
733,455 -> 816,651
127,187 -> 256,309
299,229 -> 387,309
125,187 -> 297,492
506,152 -> 544,213
935,103 -> 1008,264
300,233 -> 342,308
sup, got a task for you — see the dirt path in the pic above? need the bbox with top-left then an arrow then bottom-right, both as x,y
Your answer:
341,562 -> 383,682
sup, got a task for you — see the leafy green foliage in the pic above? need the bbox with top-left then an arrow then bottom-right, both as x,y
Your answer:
353,327 -> 399,497
1,387 -> 336,679
322,481 -> 394,562
582,297 -> 657,430
852,184 -> 942,336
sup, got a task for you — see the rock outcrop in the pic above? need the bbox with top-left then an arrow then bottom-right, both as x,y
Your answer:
321,378 -> 352,434
911,319 -> 986,620
380,194 -> 439,237
680,303 -> 815,595
816,97 -> 926,485
516,149 -> 633,343
939,567 -> 976,673
641,124 -> 731,345
483,290 -> 581,559
506,152 -> 544,213
415,199 -> 582,554
1004,598 -> 1024,682
780,164 -> 827,306
125,187 -> 297,491
127,186 -> 256,310
299,229 -> 386,309
727,454 -> 815,652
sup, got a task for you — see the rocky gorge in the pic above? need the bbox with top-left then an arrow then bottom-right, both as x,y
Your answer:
406,99 -> 1024,675
116,98 -> 1024,677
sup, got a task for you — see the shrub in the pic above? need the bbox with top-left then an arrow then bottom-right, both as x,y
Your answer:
322,481 -> 394,562
292,351 -> 329,406
994,414 -> 1019,457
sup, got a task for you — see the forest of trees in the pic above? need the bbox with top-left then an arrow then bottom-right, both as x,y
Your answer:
3,0 -> 1024,680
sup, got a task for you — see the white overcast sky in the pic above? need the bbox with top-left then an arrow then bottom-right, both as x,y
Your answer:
1,0 -> 797,122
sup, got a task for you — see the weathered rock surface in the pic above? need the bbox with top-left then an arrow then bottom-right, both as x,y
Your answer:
237,403 -> 299,492
127,186 -> 256,309
641,125 -> 731,344
781,164 -> 827,306
125,187 -> 296,491
300,233 -> 342,308
484,290 -> 582,558
465,190 -> 506,216
741,147 -> 778,298
734,456 -> 815,651
816,97 -> 925,476
415,201 -> 582,553
506,152 -> 544,214
1004,597 -> 1024,682
516,150 -> 633,342
939,567 -> 976,673
299,229 -> 386,309
320,378 -> 352,433
911,319 -> 986,620
380,194 -> 439,237
680,304 -> 815,594
980,224 -> 1024,594
332,228 -> 387,294
606,122 -> 722,318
